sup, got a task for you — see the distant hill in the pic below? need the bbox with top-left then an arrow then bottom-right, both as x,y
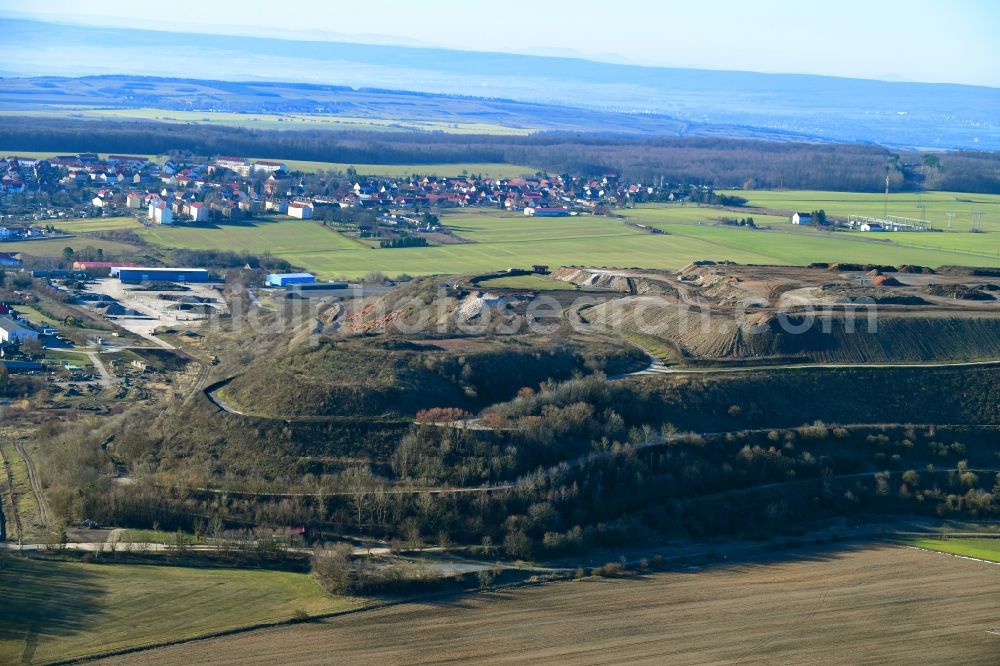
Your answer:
1,18 -> 998,150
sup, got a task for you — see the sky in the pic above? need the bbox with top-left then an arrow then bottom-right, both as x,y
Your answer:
1,0 -> 998,87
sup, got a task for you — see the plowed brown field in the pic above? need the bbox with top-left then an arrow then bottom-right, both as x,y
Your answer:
100,546 -> 1000,665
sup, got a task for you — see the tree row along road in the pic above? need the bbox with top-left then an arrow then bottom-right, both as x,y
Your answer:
7,467 -> 997,553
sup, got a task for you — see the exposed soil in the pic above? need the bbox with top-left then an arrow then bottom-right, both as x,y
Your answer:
98,546 -> 1000,666
566,264 -> 1000,364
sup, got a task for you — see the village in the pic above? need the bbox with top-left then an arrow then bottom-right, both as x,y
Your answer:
1,152 -> 684,227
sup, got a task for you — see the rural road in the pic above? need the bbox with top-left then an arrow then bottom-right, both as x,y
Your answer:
173,482 -> 515,499
649,356 -> 1000,376
85,351 -> 118,388
0,540 -> 394,557
13,440 -> 53,528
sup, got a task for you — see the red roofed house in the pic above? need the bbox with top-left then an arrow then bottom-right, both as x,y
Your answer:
188,201 -> 209,222
149,201 -> 173,225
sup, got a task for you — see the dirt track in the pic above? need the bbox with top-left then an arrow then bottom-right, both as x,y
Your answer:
97,546 -> 1000,665
13,440 -> 51,528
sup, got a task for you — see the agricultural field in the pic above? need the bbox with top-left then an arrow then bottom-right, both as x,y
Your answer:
250,159 -> 538,178
735,189 -> 1000,233
625,204 -> 1000,264
0,237 -> 141,258
52,216 -> 142,233
0,108 -> 534,136
136,204 -> 1000,280
913,537 -> 1000,562
0,557 -> 356,664
0,148 -> 537,178
101,546 -> 1000,665
136,216 -> 362,254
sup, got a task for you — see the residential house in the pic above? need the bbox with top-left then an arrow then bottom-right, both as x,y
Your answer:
216,156 -> 251,177
149,202 -> 173,225
188,201 -> 209,222
791,212 -> 813,225
252,160 -> 287,174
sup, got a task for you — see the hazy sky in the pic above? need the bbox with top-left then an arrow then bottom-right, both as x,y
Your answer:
2,0 -> 998,86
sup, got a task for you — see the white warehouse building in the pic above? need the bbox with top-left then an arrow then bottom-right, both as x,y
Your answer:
0,316 -> 39,344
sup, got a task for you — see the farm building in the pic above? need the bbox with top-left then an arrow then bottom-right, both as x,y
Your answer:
111,267 -> 211,284
791,212 -> 812,225
524,207 -> 570,217
1,360 -> 44,373
284,282 -> 349,298
288,202 -> 314,219
266,272 -> 317,287
0,315 -> 39,344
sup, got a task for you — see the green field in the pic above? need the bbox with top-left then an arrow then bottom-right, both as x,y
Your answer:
0,557 -> 355,664
53,216 -> 142,233
10,305 -> 59,327
736,189 -> 1000,233
132,200 -> 1000,279
44,349 -> 93,366
624,203 -> 1000,264
137,216 -> 361,254
913,538 -> 1000,562
8,188 -> 1000,276
0,237 -> 141,258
